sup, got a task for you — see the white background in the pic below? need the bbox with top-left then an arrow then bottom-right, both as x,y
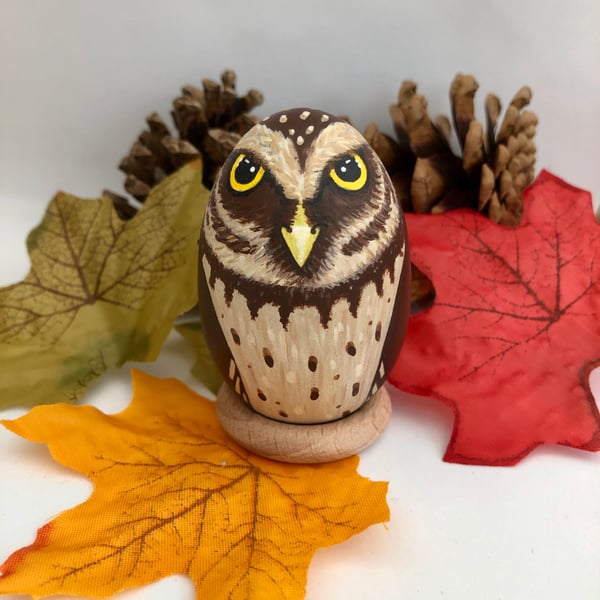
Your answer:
1,1 -> 599,599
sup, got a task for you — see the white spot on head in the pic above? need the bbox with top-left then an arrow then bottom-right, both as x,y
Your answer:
321,114 -> 330,123
296,136 -> 305,146
299,111 -> 311,120
305,125 -> 315,135
279,114 -> 288,123
288,128 -> 295,136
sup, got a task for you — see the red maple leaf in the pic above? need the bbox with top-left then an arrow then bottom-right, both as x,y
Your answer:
390,170 -> 600,465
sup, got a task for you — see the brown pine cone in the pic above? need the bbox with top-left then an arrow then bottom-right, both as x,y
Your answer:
107,70 -> 264,217
366,74 -> 538,226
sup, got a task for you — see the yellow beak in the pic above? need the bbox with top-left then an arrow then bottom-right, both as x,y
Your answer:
281,202 -> 319,267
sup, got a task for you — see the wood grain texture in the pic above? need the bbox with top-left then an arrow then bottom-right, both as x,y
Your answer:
216,383 -> 392,463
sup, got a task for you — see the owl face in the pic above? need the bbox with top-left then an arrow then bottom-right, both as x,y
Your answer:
202,108 -> 402,289
199,108 -> 409,425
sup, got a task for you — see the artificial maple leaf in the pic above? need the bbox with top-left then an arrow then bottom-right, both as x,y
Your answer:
174,320 -> 224,395
0,369 -> 389,599
390,170 -> 600,465
0,161 -> 208,408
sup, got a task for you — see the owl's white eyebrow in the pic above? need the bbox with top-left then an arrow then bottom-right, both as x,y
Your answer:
236,121 -> 368,202
237,125 -> 304,200
303,122 -> 367,194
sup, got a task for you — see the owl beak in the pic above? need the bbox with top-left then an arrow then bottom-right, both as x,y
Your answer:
281,202 -> 320,267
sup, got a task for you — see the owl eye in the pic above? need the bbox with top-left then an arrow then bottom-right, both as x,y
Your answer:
229,153 -> 265,193
329,153 -> 368,191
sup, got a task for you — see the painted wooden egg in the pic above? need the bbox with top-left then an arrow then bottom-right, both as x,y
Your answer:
199,108 -> 410,424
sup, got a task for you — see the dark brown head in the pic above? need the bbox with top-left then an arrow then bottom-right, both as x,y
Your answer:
202,107 -> 405,289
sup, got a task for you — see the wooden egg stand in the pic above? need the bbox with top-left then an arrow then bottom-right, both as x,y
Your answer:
216,383 -> 392,463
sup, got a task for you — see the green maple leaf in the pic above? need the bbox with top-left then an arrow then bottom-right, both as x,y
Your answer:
0,160 -> 208,408
175,320 -> 224,395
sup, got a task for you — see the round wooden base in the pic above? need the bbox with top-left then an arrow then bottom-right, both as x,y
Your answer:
215,383 -> 392,463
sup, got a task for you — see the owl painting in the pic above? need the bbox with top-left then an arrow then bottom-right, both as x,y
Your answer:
199,108 -> 410,426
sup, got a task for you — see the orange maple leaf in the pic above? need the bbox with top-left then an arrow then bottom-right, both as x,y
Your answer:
0,370 -> 389,599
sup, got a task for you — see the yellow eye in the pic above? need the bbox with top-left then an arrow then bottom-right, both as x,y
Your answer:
329,153 -> 368,191
229,153 -> 265,192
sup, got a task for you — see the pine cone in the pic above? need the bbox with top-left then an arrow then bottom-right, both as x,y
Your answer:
366,74 -> 538,226
107,70 -> 264,217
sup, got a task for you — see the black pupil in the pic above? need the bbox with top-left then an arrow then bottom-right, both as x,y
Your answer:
335,156 -> 361,182
235,156 -> 260,184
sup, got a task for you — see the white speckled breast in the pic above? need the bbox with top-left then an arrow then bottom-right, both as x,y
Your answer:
203,252 -> 403,424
